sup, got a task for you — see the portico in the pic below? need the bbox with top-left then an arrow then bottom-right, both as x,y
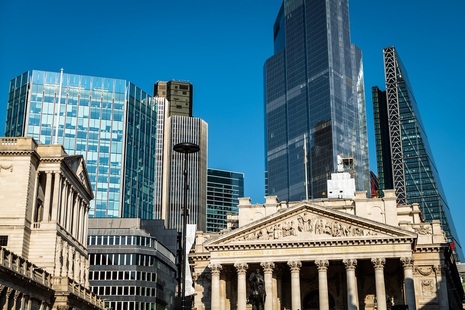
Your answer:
191,194 -> 459,309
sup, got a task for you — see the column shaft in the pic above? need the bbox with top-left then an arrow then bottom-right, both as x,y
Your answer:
288,261 -> 301,310
51,172 -> 61,221
210,264 -> 222,310
234,263 -> 248,310
316,260 -> 329,310
343,259 -> 358,310
261,262 -> 275,310
372,258 -> 386,310
43,172 -> 53,221
400,257 -> 416,310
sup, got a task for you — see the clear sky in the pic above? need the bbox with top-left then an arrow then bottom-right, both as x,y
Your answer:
1,1 -> 464,245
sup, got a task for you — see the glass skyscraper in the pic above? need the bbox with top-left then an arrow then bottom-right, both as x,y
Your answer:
264,0 -> 370,201
206,168 -> 244,233
4,70 -> 156,219
373,46 -> 464,261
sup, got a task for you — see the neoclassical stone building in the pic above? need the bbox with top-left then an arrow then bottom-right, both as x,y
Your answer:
0,137 -> 104,310
191,191 -> 463,310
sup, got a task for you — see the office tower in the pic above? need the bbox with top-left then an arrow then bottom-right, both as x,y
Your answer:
264,0 -> 370,201
87,218 -> 178,310
4,70 -> 156,219
154,80 -> 193,117
153,96 -> 208,231
0,137 -> 104,310
373,46 -> 463,261
206,168 -> 244,232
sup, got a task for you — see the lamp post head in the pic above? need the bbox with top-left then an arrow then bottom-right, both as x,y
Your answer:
173,142 -> 200,154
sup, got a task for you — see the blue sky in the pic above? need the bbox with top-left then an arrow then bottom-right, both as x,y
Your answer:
1,1 -> 464,245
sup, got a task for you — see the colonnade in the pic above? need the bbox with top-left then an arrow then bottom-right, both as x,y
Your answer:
0,285 -> 51,310
209,257 -> 417,310
34,170 -> 89,245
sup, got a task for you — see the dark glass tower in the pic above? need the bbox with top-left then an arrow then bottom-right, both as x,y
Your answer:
373,46 -> 463,261
4,70 -> 156,219
206,168 -> 244,233
264,0 -> 369,202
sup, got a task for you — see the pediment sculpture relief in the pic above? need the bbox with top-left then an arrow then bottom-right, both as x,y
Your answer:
235,212 -> 378,242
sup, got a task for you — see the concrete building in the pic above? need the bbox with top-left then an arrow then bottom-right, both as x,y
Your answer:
154,80 -> 193,117
87,218 -> 178,310
191,191 -> 463,309
153,96 -> 208,232
0,137 -> 104,309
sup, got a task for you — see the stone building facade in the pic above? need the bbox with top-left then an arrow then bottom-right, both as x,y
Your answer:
0,137 -> 104,310
191,191 -> 463,310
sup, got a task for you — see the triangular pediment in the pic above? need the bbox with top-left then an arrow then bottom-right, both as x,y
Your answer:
64,155 -> 93,197
205,202 -> 416,248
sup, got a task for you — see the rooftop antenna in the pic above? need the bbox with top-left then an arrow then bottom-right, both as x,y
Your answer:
54,68 -> 64,144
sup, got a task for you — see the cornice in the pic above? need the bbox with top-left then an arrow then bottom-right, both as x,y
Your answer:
205,236 -> 415,252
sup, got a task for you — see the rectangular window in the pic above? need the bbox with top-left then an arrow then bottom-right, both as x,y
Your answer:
0,235 -> 8,246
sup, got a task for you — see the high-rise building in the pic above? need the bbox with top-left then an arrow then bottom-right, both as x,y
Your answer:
4,70 -> 156,219
154,80 -> 193,117
153,95 -> 208,231
264,0 -> 370,201
373,46 -> 463,261
87,218 -> 178,310
206,168 -> 244,232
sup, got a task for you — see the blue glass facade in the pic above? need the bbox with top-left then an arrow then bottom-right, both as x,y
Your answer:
206,168 -> 244,233
373,47 -> 464,261
264,0 -> 370,202
4,70 -> 156,219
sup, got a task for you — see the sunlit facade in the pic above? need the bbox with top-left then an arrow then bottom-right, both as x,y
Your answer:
4,70 -> 156,218
206,168 -> 244,232
264,0 -> 370,201
373,47 -> 464,261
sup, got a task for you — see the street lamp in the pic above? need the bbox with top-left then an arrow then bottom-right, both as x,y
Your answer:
173,142 -> 200,310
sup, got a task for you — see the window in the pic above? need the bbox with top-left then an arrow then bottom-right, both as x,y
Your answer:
0,236 -> 8,246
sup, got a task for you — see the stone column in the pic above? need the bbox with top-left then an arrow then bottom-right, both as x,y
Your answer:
43,172 -> 53,221
273,266 -> 282,310
20,293 -> 26,310
371,258 -> 386,310
315,260 -> 329,310
343,259 -> 358,310
4,287 -> 13,310
287,261 -> 302,310
434,265 -> 449,309
400,257 -> 416,310
83,206 -> 89,246
60,181 -> 68,226
210,263 -> 222,310
61,243 -> 68,277
51,171 -> 61,221
72,196 -> 80,237
78,199 -> 85,243
13,291 -> 20,310
66,187 -> 74,231
261,262 -> 275,310
234,263 -> 248,310
68,247 -> 74,278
